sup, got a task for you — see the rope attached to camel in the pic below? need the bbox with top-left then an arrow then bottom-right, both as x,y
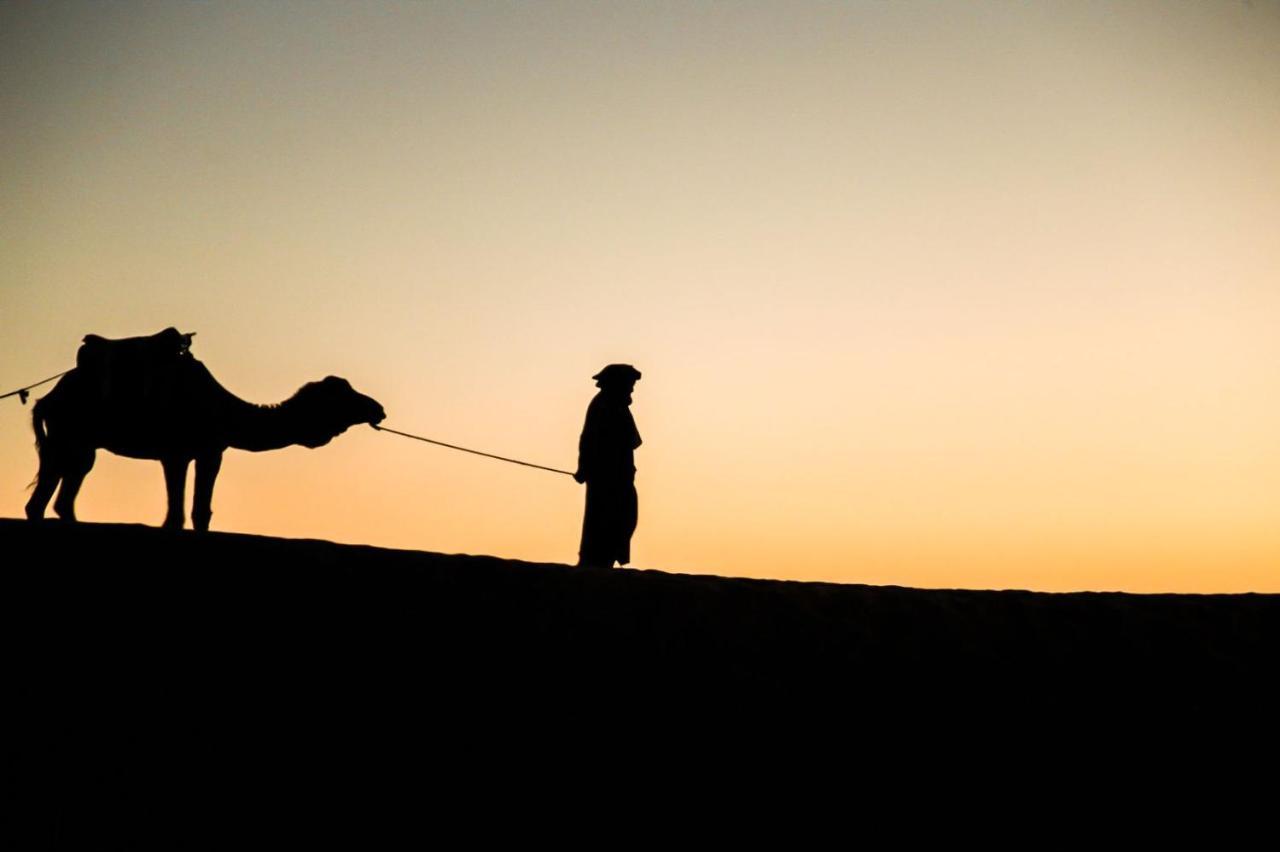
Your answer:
371,424 -> 574,477
0,371 -> 71,406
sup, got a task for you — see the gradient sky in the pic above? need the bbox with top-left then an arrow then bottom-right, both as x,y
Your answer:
2,1 -> 1277,591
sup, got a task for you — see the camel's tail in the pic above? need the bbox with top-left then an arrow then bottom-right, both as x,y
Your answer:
32,396 -> 48,450
27,397 -> 48,490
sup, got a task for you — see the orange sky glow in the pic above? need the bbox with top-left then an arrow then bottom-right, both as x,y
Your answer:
2,1 -> 1277,591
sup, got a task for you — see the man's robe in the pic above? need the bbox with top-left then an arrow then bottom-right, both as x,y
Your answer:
577,391 -> 642,566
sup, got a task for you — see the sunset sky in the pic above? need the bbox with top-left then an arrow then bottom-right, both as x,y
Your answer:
2,1 -> 1277,592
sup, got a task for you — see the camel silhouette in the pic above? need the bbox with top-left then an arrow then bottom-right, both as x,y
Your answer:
25,329 -> 385,531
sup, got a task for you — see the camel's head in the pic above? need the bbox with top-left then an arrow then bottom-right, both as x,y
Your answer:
292,376 -> 385,448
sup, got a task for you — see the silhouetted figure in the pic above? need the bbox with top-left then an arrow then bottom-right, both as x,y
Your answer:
25,328 -> 385,531
574,364 -> 642,568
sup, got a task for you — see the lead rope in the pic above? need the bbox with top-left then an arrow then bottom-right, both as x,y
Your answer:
371,424 -> 575,477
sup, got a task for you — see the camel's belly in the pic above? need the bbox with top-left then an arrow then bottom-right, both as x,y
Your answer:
103,444 -> 168,461
99,425 -> 224,460
102,438 -> 226,460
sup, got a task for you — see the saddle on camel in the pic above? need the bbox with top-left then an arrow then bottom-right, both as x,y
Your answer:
75,327 -> 196,405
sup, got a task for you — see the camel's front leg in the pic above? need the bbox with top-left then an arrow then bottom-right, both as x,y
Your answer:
162,457 -> 190,529
193,451 -> 223,533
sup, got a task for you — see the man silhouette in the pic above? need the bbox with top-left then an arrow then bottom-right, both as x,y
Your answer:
574,364 -> 642,568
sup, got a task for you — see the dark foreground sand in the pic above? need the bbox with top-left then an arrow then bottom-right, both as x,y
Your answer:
5,519 -> 1277,837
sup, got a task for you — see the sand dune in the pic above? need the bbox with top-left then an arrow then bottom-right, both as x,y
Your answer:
7,518 -> 1277,839
9,519 -> 1278,716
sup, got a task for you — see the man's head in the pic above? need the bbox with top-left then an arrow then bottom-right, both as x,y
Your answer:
592,363 -> 641,391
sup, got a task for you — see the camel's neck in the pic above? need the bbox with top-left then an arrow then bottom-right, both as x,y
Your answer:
174,360 -> 345,453
224,396 -> 319,452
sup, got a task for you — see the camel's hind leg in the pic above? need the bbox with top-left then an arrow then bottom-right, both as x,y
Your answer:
25,444 -> 62,521
52,446 -> 96,522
